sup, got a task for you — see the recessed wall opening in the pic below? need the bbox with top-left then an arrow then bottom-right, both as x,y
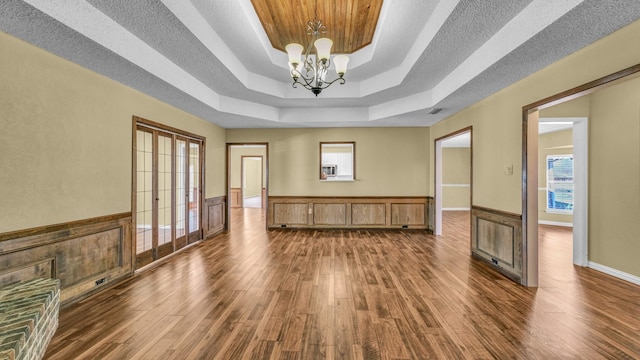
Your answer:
434,127 -> 472,239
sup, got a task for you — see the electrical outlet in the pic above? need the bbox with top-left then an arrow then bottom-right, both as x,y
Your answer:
503,165 -> 513,175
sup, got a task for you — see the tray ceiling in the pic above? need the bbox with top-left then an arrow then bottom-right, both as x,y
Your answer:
251,0 -> 383,54
2,0 -> 640,129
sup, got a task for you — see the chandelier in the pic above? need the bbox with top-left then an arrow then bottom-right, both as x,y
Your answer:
285,4 -> 349,96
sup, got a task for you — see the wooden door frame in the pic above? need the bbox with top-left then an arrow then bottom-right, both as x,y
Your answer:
434,127 -> 473,239
132,116 -> 206,271
226,143 -> 269,229
186,139 -> 205,244
521,63 -> 640,286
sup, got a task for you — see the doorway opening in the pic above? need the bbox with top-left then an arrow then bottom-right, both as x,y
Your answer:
536,117 -> 588,272
434,127 -> 472,237
227,143 -> 268,228
522,64 -> 640,286
242,156 -> 264,208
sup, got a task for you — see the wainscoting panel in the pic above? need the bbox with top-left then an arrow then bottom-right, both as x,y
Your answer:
471,206 -> 523,283
273,203 -> 309,225
0,213 -> 133,305
476,218 -> 514,266
313,203 -> 347,225
427,197 -> 435,233
204,195 -> 226,238
230,188 -> 242,208
268,197 -> 431,229
351,203 -> 386,225
391,203 -> 425,226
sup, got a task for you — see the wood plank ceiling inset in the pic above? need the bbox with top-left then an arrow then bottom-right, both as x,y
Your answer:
250,0 -> 383,54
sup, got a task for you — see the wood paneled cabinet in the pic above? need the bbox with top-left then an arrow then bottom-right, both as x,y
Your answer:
268,197 -> 430,230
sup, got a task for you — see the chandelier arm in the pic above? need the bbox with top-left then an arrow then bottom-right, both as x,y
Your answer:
315,76 -> 346,90
290,69 -> 316,90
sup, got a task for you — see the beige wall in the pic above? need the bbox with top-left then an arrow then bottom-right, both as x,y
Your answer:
442,147 -> 470,209
430,19 -> 640,277
589,76 -> 640,277
0,32 -> 226,233
537,129 -> 573,224
429,19 -> 640,213
229,146 -> 267,189
243,158 -> 263,198
226,128 -> 430,196
539,94 -> 591,118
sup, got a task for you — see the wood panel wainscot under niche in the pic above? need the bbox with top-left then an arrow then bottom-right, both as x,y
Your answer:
268,196 -> 431,230
203,195 -> 226,237
0,213 -> 133,305
471,206 -> 523,283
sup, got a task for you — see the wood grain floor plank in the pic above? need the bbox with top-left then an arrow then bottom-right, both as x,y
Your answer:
43,209 -> 640,359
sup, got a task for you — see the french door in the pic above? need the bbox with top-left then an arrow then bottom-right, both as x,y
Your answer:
135,123 -> 203,269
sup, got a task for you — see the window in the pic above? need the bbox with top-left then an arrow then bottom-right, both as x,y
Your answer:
320,142 -> 355,181
546,154 -> 573,213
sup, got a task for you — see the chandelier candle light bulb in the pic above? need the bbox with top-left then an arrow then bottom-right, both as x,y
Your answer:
285,14 -> 348,96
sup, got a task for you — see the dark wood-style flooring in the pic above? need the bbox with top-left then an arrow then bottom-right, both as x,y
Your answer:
44,210 -> 640,359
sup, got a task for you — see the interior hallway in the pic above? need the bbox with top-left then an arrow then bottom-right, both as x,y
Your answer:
44,210 -> 640,359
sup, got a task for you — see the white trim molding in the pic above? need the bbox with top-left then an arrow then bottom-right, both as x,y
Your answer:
443,208 -> 471,211
588,262 -> 640,286
538,220 -> 572,227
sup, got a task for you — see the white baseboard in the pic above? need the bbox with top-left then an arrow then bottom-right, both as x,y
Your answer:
443,208 -> 470,211
588,262 -> 640,286
538,220 -> 573,227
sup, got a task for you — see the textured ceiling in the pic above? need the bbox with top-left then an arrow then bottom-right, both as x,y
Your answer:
2,0 -> 640,129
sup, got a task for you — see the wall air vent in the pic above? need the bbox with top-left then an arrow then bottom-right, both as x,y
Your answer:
428,108 -> 443,115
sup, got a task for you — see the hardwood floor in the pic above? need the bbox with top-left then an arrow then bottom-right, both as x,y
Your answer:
44,210 -> 640,359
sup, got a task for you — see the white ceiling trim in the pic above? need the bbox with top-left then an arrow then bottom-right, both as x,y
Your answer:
236,0 -> 288,70
280,107 -> 369,124
18,0 -> 616,127
22,0 -> 223,108
162,0 -> 288,98
24,0 -> 283,122
220,95 -> 280,122
369,90 -> 433,121
359,0 -> 461,97
163,0 -> 367,100
432,0 -> 585,104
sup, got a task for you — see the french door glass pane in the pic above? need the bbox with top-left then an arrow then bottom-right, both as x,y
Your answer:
136,130 -> 153,254
189,142 -> 200,233
176,139 -> 187,238
158,135 -> 173,245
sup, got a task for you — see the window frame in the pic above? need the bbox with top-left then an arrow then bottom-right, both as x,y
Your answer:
546,154 -> 574,214
319,142 -> 356,181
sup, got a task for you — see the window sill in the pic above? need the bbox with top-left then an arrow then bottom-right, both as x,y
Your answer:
545,209 -> 573,215
320,178 -> 355,182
